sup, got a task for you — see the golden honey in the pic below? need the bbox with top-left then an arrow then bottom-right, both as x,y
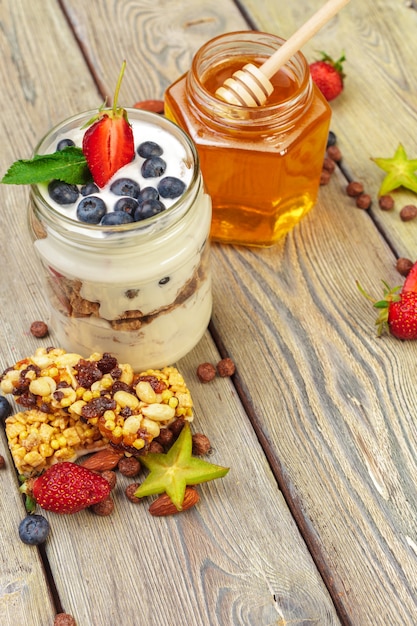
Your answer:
165,32 -> 331,247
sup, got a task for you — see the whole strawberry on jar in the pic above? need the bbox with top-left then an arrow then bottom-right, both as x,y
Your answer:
164,31 -> 332,247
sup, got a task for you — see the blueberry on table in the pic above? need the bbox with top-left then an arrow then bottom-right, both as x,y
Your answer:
110,177 -> 141,198
114,196 -> 139,216
137,141 -> 163,158
157,176 -> 186,199
18,514 -> 50,545
48,180 -> 79,205
80,181 -> 100,196
138,186 -> 159,205
134,199 -> 166,221
76,196 -> 107,224
141,156 -> 167,178
101,212 -> 134,225
56,138 -> 75,151
0,395 -> 12,421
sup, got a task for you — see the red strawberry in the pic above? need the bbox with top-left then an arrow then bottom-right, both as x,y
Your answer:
402,259 -> 417,292
358,260 -> 417,340
21,462 -> 111,514
309,52 -> 345,102
82,61 -> 134,188
387,291 -> 417,339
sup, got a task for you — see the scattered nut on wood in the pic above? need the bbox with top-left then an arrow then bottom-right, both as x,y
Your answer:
396,257 -> 414,276
400,204 -> 417,222
346,181 -> 364,197
196,362 -> 216,383
356,194 -> 372,210
378,195 -> 395,211
30,321 -> 49,338
217,357 -> 236,377
54,614 -> 77,626
91,496 -> 114,516
125,483 -> 143,503
326,145 -> 342,162
192,433 -> 212,455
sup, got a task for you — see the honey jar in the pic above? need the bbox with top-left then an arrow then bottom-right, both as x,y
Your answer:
164,31 -> 332,247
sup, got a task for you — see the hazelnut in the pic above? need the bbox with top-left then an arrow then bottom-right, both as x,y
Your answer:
217,357 -> 236,377
326,145 -> 342,162
192,433 -> 212,456
30,321 -> 49,338
319,169 -> 331,185
346,181 -> 364,197
91,496 -> 114,516
125,483 -> 143,503
101,470 -> 117,490
54,614 -> 77,626
322,157 -> 336,173
169,416 -> 185,438
356,194 -> 372,210
400,204 -> 417,222
0,455 -> 5,469
118,456 -> 141,477
148,441 -> 164,454
378,195 -> 394,211
196,362 -> 216,383
155,427 -> 174,449
396,257 -> 414,277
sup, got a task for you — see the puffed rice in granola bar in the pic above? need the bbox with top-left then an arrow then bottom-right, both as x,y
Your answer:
1,347 -> 193,474
5,407 -> 108,476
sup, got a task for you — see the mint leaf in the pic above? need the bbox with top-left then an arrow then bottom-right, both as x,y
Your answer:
1,147 -> 92,185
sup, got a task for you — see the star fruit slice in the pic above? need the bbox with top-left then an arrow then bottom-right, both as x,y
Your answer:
372,143 -> 417,196
134,423 -> 229,510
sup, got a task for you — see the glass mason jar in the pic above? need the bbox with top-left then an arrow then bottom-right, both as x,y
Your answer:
29,109 -> 212,370
164,31 -> 332,247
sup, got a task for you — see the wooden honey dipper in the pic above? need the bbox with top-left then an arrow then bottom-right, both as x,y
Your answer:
215,0 -> 351,107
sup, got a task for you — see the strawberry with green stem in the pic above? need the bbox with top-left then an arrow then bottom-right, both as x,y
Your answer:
358,259 -> 417,340
82,60 -> 134,188
309,52 -> 345,102
20,462 -> 111,514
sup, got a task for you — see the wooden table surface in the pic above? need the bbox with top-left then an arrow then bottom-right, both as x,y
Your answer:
1,1 -> 417,625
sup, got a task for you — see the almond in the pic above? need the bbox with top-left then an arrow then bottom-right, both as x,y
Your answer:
79,448 -> 124,471
149,487 -> 200,516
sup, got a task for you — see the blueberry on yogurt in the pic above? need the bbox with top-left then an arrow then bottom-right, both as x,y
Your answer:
134,199 -> 166,221
76,196 -> 107,224
114,196 -> 139,216
81,181 -> 100,196
157,176 -> 186,199
56,138 -> 75,151
141,156 -> 166,178
110,178 -> 141,198
48,180 -> 79,205
138,186 -> 159,204
137,141 -> 163,158
101,212 -> 134,225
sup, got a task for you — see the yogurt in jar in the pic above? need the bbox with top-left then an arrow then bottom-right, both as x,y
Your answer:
29,109 -> 212,370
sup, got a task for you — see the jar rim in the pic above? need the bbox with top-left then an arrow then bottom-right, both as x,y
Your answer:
189,30 -> 312,123
31,108 -> 200,242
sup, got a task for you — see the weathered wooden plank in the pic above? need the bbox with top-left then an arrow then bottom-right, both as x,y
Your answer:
240,0 -> 417,260
0,1 -> 343,624
38,335 -> 341,625
60,0 -> 250,101
210,164 -> 417,625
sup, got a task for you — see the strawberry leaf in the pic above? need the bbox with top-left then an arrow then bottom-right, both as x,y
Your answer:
1,147 -> 92,185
